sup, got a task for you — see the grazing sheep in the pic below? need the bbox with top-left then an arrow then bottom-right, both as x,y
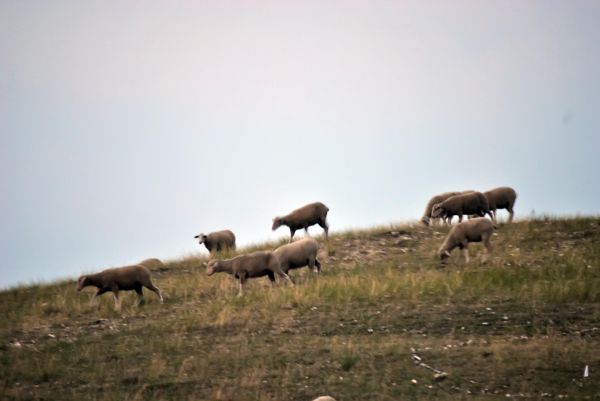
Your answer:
431,191 -> 490,225
206,251 -> 294,296
138,258 -> 164,269
438,218 -> 495,265
272,202 -> 329,242
77,265 -> 163,309
421,191 -> 461,226
484,186 -> 517,223
194,230 -> 236,254
273,238 -> 321,276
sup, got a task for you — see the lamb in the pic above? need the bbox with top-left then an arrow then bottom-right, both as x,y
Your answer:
438,217 -> 495,265
138,258 -> 164,269
206,251 -> 294,296
272,202 -> 329,242
484,186 -> 517,223
431,191 -> 490,225
194,229 -> 236,254
273,238 -> 321,276
77,265 -> 163,309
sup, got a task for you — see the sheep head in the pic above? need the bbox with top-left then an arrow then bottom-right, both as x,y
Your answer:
438,249 -> 451,264
206,260 -> 218,276
77,276 -> 89,291
272,217 -> 283,231
431,204 -> 444,218
194,234 -> 208,245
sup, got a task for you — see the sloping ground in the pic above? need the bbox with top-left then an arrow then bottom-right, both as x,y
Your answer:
1,217 -> 599,401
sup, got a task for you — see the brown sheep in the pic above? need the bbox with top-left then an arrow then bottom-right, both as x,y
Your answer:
138,258 -> 164,269
273,238 -> 321,276
421,190 -> 474,226
484,186 -> 517,223
438,218 -> 495,265
77,265 -> 163,309
431,191 -> 490,225
272,202 -> 329,242
194,230 -> 236,254
206,251 -> 294,296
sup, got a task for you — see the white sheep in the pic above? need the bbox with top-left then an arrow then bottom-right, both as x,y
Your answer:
77,265 -> 163,309
273,238 -> 321,276
438,218 -> 495,265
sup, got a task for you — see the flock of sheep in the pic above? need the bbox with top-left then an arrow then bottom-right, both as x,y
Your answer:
76,188 -> 517,308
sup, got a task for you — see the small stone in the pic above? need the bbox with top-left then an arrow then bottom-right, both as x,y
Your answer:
434,372 -> 448,381
411,379 -> 418,384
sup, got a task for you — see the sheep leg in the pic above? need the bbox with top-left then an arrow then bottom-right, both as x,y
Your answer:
458,214 -> 463,223
508,207 -> 514,223
482,234 -> 493,263
112,289 -> 122,311
304,227 -> 311,238
318,219 -> 329,240
90,288 -> 107,306
145,283 -> 163,303
276,270 -> 294,287
461,245 -> 470,264
289,228 -> 296,243
314,258 -> 321,273
267,271 -> 276,288
134,286 -> 144,306
238,275 -> 247,297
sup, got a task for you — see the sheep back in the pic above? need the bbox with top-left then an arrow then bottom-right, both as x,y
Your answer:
138,258 -> 164,269
196,229 -> 236,252
80,265 -> 153,291
484,186 -> 517,210
277,202 -> 329,230
209,251 -> 282,278
422,191 -> 461,224
436,191 -> 489,218
273,238 -> 319,272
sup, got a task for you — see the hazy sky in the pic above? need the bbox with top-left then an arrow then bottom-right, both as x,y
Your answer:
1,1 -> 599,288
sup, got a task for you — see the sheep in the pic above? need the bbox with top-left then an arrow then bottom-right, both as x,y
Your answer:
422,190 -> 476,226
312,397 -> 337,401
438,217 -> 495,265
421,191 -> 461,226
77,265 -> 163,309
431,191 -> 490,225
206,251 -> 294,296
272,202 -> 329,242
484,186 -> 517,223
138,258 -> 164,269
194,229 -> 236,254
273,238 -> 321,276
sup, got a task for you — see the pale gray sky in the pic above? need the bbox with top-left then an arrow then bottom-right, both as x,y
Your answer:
1,1 -> 599,288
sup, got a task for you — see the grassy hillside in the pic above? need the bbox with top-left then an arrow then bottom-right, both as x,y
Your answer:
1,217 -> 599,401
